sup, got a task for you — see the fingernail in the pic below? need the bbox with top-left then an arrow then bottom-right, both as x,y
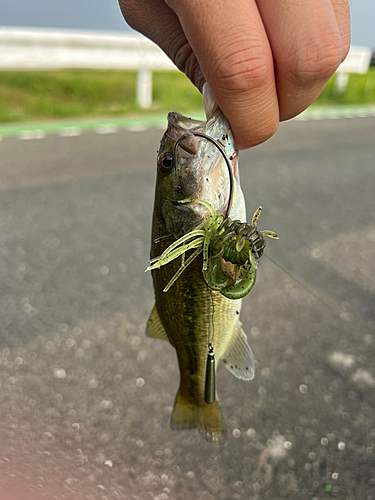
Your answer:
203,82 -> 218,119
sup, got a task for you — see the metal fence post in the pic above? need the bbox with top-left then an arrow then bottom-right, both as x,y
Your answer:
136,69 -> 152,109
334,72 -> 350,95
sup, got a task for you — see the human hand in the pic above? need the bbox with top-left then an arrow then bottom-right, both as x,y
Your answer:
118,0 -> 350,149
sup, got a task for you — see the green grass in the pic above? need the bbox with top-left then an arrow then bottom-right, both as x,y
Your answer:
315,69 -> 375,105
0,68 -> 374,123
0,70 -> 202,123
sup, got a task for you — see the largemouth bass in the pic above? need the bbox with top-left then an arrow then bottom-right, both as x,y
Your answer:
147,110 -> 255,442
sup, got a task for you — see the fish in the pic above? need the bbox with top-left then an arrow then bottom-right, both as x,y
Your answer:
147,109 -> 255,442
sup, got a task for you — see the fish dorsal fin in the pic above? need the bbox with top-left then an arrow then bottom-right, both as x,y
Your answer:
146,305 -> 170,343
221,323 -> 255,380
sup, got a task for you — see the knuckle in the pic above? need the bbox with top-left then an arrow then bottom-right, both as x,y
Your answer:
286,36 -> 343,85
173,41 -> 194,73
212,42 -> 272,95
172,41 -> 203,90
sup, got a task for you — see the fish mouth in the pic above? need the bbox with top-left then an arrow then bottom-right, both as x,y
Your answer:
166,109 -> 236,164
166,113 -> 205,157
167,112 -> 204,137
173,199 -> 207,215
167,110 -> 236,212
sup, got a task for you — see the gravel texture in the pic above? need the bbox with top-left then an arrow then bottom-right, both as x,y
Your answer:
0,117 -> 374,499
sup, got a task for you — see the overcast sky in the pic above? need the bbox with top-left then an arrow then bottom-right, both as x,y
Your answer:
1,0 -> 374,48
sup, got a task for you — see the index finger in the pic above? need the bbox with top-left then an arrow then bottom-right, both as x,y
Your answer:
166,0 -> 279,149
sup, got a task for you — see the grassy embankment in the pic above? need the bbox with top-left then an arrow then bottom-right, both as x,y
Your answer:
0,69 -> 374,123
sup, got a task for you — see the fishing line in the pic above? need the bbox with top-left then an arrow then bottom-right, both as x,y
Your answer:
154,234 -> 174,243
209,254 -> 215,347
207,251 -> 212,345
203,235 -> 217,404
173,129 -> 235,405
204,247 -> 216,405
264,253 -> 340,317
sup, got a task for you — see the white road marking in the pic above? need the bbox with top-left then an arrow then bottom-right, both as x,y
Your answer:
18,130 -> 46,140
95,125 -> 119,134
126,125 -> 148,132
58,127 -> 82,137
18,131 -> 34,140
295,110 -> 375,121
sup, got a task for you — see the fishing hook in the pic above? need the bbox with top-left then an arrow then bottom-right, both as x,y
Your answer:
173,131 -> 234,219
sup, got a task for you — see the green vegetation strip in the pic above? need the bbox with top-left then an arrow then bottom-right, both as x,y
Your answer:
0,115 -> 172,137
1,105 -> 375,138
0,70 -> 204,123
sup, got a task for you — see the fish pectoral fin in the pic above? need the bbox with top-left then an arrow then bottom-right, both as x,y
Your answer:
146,305 -> 170,343
222,323 -> 255,380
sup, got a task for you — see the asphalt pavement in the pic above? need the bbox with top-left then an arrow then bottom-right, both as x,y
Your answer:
0,115 -> 374,500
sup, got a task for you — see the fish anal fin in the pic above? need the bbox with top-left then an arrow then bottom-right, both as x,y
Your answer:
222,323 -> 255,380
170,389 -> 227,443
146,305 -> 170,343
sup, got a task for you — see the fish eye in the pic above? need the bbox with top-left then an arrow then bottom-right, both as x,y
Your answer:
159,153 -> 174,173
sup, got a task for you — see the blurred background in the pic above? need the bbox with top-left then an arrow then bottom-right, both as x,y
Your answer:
0,0 -> 374,122
0,2 -> 375,500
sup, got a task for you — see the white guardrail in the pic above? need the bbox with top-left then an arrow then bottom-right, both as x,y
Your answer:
0,26 -> 372,107
0,26 -> 176,108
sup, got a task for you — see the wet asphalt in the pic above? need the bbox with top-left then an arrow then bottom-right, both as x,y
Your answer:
0,116 -> 374,500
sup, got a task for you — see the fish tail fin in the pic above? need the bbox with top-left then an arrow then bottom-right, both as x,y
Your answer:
170,388 -> 227,443
197,400 -> 227,443
170,390 -> 198,431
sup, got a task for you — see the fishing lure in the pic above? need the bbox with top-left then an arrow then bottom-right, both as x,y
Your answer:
147,198 -> 278,299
